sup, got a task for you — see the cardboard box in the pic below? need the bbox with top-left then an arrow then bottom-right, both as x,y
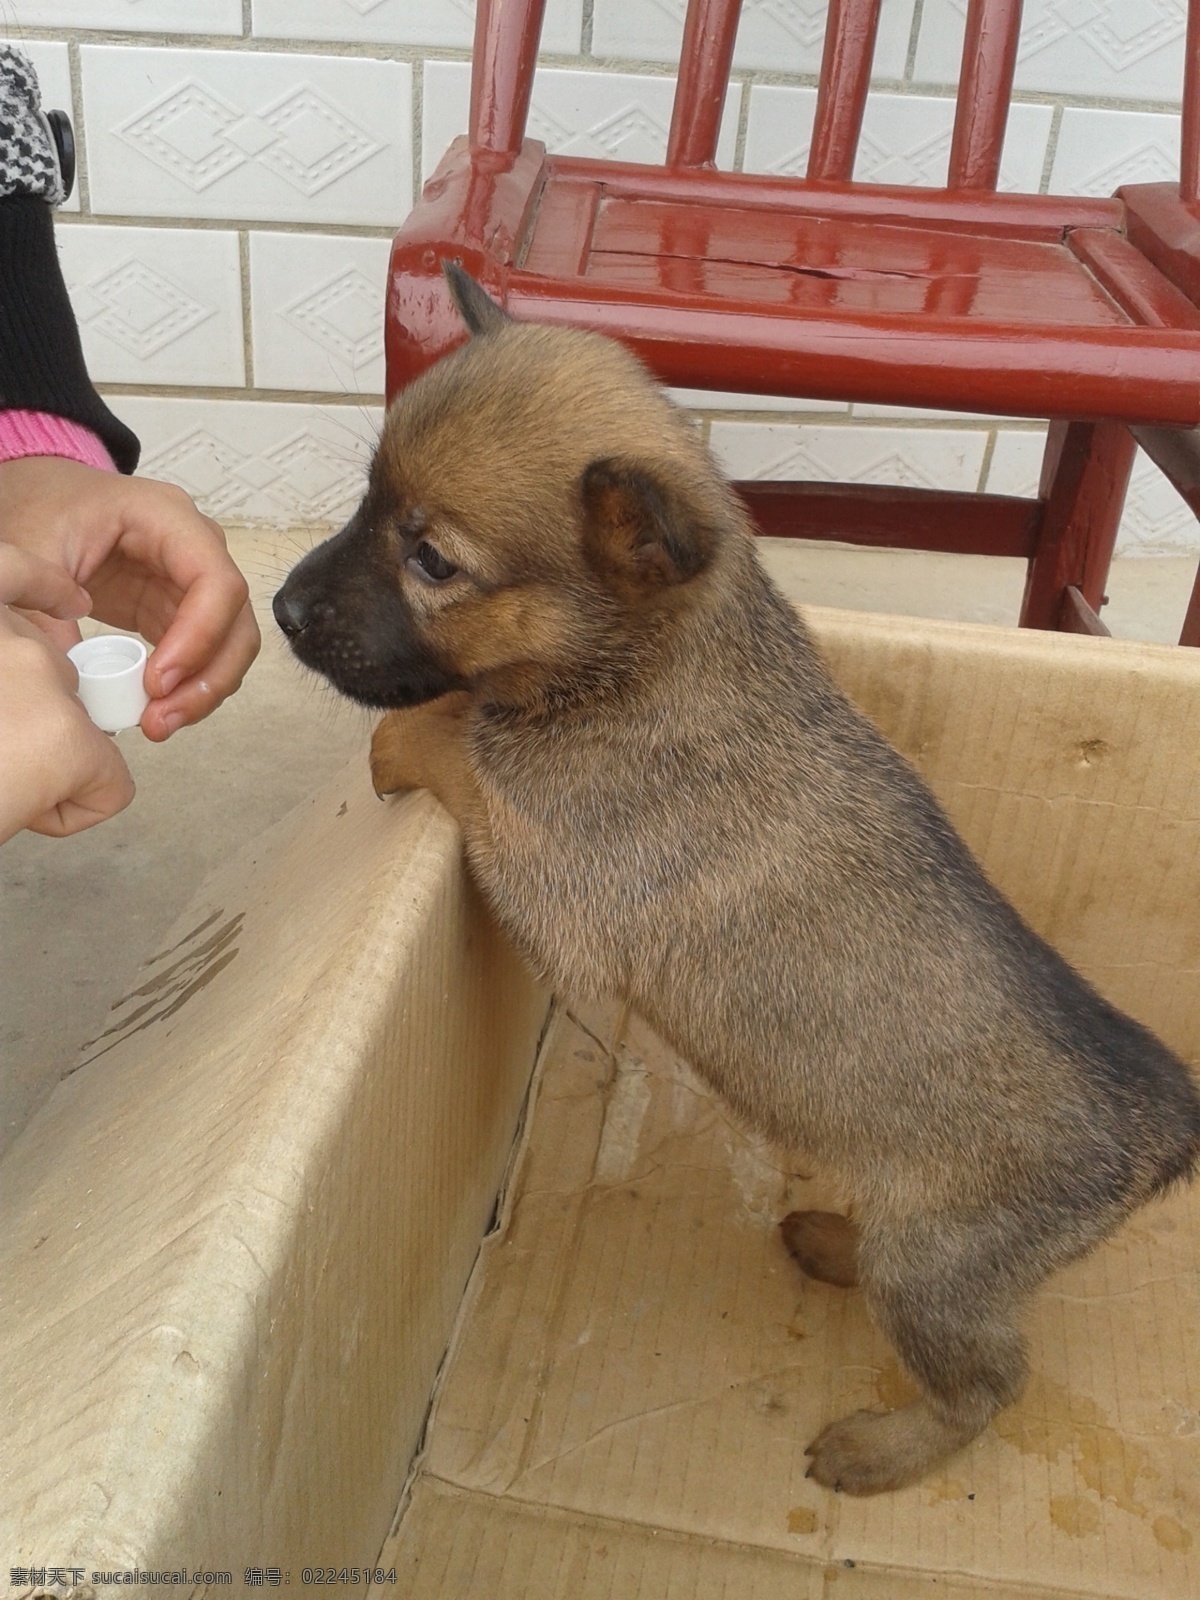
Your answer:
3,609 -> 1198,1596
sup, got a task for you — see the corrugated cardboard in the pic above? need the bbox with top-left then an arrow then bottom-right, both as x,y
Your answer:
0,768 -> 549,1574
384,611 -> 1200,1599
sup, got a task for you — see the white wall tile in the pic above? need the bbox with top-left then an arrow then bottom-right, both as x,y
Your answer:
853,403 -> 1003,421
422,61 -> 741,183
108,396 -> 383,523
1,1 -> 242,30
1118,453 -> 1200,554
592,0 -> 917,79
56,224 -> 244,386
668,388 -> 850,413
17,41 -> 78,212
744,85 -> 1052,191
1050,108 -> 1180,195
915,0 -> 1188,105
81,46 -> 412,225
249,231 -> 389,395
985,427 -> 1048,498
252,0 -> 583,53
709,422 -> 989,492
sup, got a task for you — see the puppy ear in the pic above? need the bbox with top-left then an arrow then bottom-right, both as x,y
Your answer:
580,459 -> 716,592
443,260 -> 509,336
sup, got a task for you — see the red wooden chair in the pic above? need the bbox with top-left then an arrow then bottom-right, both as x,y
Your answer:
385,0 -> 1200,644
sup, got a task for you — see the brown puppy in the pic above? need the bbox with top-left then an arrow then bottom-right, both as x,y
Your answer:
274,265 -> 1200,1494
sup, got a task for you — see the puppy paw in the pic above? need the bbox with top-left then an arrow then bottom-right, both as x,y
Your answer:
370,711 -> 419,797
805,1403 -> 978,1495
781,1211 -> 859,1287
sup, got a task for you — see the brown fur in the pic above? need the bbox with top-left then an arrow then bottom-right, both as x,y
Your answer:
274,265 -> 1200,1495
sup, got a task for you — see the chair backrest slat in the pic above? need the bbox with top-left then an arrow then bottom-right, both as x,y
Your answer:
667,0 -> 743,168
948,0 -> 1023,190
1182,0 -> 1200,202
469,0 -> 546,158
807,0 -> 884,183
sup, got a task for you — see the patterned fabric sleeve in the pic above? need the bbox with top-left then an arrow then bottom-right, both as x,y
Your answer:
0,46 -> 64,206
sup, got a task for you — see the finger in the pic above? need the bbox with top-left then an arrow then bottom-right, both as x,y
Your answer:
1,605 -> 81,693
142,561 -> 254,700
13,611 -> 85,653
0,543 -> 91,618
24,729 -> 135,837
140,599 -> 261,740
92,493 -> 249,697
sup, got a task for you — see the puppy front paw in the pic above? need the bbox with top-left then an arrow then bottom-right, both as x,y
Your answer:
370,711 -> 419,797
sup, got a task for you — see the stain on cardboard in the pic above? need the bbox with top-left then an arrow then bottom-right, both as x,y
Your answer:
995,1374 -> 1195,1550
995,1376 -> 1148,1514
1153,1515 -> 1193,1553
787,1505 -> 818,1534
875,1363 -> 915,1409
1050,1494 -> 1102,1537
69,911 -> 244,1072
1076,738 -> 1109,767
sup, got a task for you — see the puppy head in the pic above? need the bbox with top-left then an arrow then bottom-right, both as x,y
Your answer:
273,264 -> 741,711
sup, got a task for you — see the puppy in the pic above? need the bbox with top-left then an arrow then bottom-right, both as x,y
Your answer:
274,264 -> 1200,1494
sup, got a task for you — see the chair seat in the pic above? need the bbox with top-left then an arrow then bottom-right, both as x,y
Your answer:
387,143 -> 1200,428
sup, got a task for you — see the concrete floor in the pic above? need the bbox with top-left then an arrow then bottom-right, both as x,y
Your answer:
1,529 -> 1195,1157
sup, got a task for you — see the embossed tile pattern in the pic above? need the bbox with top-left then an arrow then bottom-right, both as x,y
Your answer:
744,86 -> 1053,192
592,0 -> 917,79
1050,108 -> 1181,195
984,428 -> 1051,500
709,422 -> 990,493
914,0 -> 1188,104
55,224 -> 244,386
109,396 -> 382,524
252,0 -> 583,53
1,1 -> 242,30
421,61 -> 741,183
249,231 -> 390,395
1116,455 -> 1200,554
81,46 -> 412,224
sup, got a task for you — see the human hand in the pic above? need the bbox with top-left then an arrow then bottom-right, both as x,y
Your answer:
0,542 -> 135,842
0,457 -> 260,741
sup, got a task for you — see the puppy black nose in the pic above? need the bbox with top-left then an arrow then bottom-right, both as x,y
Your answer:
272,587 -> 309,638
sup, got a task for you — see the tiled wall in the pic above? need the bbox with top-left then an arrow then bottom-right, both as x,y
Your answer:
3,1 -> 1192,551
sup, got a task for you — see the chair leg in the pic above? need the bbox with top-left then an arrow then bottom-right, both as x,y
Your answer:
469,0 -> 547,158
1180,567 -> 1200,647
1019,420 -> 1137,631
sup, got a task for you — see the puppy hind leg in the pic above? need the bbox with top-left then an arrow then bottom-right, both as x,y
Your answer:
805,1217 -> 1029,1494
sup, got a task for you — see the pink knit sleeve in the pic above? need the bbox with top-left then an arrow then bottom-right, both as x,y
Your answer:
0,409 -> 116,471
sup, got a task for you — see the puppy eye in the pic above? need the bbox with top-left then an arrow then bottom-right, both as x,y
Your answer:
407,540 -> 458,585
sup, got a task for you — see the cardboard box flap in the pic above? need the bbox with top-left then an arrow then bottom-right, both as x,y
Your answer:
0,763 -> 548,1568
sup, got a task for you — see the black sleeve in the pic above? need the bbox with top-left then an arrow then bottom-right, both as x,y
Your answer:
0,197 -> 140,473
0,45 -> 139,472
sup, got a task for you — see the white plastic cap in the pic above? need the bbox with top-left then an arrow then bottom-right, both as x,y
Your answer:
68,634 -> 150,734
